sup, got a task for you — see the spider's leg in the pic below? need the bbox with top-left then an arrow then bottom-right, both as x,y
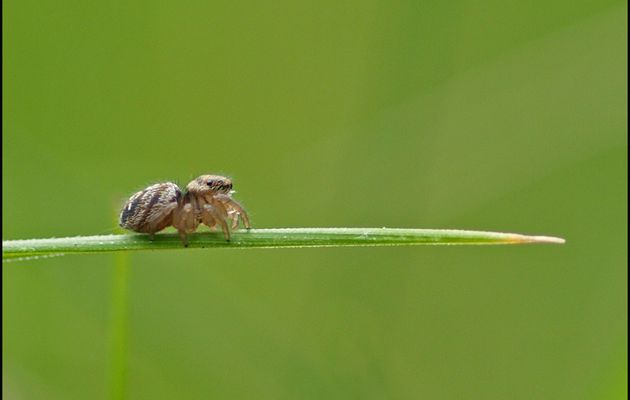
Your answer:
172,202 -> 198,247
216,195 -> 251,230
178,230 -> 189,247
203,203 -> 231,241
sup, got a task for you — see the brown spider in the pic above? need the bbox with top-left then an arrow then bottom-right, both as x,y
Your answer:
119,175 -> 251,246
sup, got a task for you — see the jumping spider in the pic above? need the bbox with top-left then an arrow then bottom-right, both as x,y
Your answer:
119,175 -> 251,246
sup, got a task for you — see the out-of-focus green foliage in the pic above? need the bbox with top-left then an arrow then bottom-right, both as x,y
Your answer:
3,0 -> 626,398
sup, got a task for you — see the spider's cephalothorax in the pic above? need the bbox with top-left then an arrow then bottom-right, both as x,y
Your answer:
119,175 -> 251,246
187,175 -> 233,194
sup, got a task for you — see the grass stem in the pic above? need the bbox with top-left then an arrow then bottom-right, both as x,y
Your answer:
3,228 -> 565,260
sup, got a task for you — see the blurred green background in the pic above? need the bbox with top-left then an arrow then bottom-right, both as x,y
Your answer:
3,0 -> 627,398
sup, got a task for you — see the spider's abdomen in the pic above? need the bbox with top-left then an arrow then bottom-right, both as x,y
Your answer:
119,182 -> 181,233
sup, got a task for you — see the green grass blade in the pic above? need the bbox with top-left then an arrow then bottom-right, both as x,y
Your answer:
109,251 -> 129,400
2,228 -> 565,260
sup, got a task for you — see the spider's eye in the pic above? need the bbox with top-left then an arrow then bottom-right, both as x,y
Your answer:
206,180 -> 214,187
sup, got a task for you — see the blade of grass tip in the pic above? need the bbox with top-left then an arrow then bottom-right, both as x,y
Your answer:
110,250 -> 129,400
506,234 -> 566,244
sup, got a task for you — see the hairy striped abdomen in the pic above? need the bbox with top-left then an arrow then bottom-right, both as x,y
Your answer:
119,182 -> 181,233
